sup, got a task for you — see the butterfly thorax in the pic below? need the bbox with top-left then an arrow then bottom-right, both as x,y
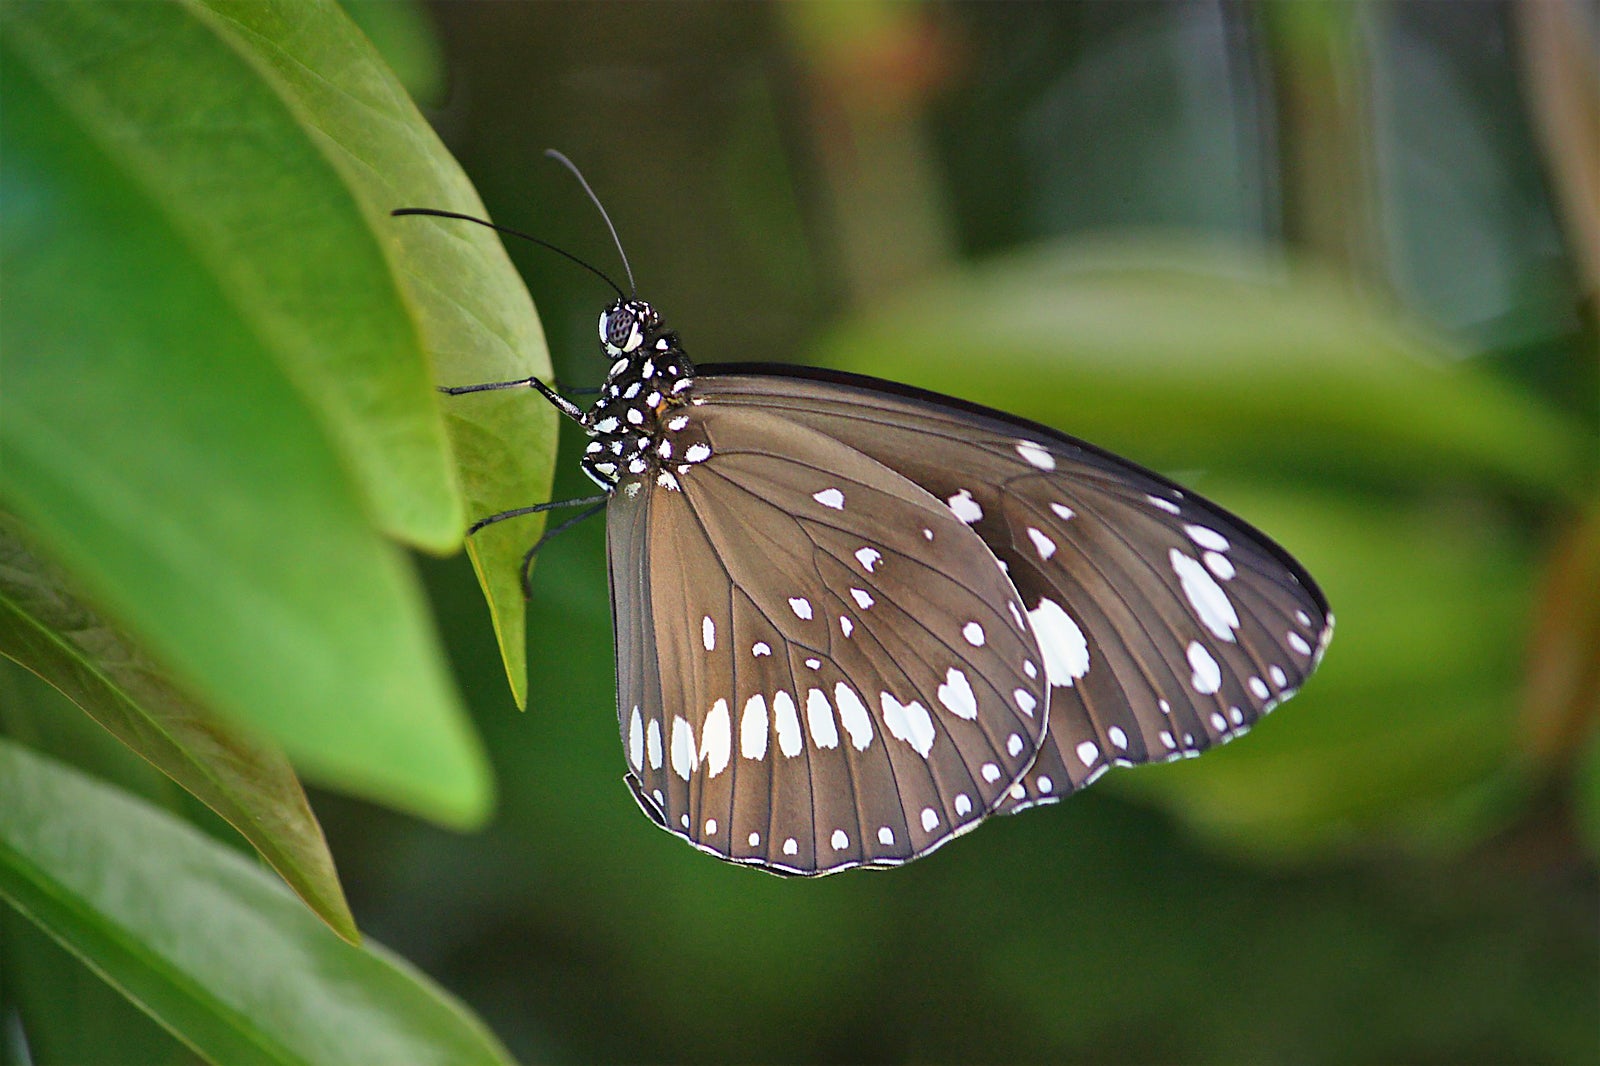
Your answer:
581,298 -> 704,492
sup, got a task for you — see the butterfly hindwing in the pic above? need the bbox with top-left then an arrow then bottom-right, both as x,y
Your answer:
607,401 -> 1049,875
694,367 -> 1333,812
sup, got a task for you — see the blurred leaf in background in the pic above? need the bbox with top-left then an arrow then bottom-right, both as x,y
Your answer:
3,1 -> 1596,1064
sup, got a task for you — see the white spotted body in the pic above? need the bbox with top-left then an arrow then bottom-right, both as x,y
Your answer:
581,299 -> 710,492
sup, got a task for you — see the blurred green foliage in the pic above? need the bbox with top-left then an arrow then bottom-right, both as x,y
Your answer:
2,1 -> 1596,1064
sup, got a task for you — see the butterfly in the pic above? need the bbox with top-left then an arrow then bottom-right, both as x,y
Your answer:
400,162 -> 1332,878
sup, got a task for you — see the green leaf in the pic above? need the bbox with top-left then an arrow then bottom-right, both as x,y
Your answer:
0,517 -> 357,943
337,0 -> 444,107
204,0 -> 559,706
814,237 -> 1591,501
5,0 -> 462,551
0,739 -> 514,1066
2,911 -> 193,1065
0,1 -> 495,824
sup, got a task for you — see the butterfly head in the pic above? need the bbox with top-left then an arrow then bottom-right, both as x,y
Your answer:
599,299 -> 663,357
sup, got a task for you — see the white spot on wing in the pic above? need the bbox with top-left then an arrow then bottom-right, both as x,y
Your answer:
773,691 -> 802,757
1027,598 -> 1090,686
1205,551 -> 1236,580
962,621 -> 985,646
812,488 -> 845,510
1050,502 -> 1075,520
700,699 -> 731,776
937,668 -> 978,720
1185,524 -> 1231,552
1027,527 -> 1057,560
1288,632 -> 1312,656
1148,494 -> 1182,515
748,831 -> 761,847
831,829 -> 848,850
705,818 -> 717,835
628,706 -> 643,771
1249,676 -> 1269,699
702,615 -> 716,651
1170,549 -> 1240,642
1269,665 -> 1287,688
1037,775 -> 1054,793
947,489 -> 983,524
981,763 -> 1001,782
647,718 -> 662,770
1076,740 -> 1099,766
834,683 -> 873,750
839,616 -> 854,638
789,597 -> 813,620
1007,733 -> 1025,757
855,547 -> 882,572
806,688 -> 839,749
783,837 -> 798,856
1016,441 -> 1056,470
752,641 -> 772,657
880,692 -> 936,757
670,716 -> 697,780
878,826 -> 895,846
955,793 -> 973,816
850,588 -> 874,609
1013,688 -> 1037,715
1187,641 -> 1222,695
740,694 -> 768,760
921,807 -> 939,832
683,443 -> 710,463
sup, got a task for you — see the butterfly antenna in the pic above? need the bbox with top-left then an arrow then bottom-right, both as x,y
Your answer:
543,149 -> 636,297
390,207 -> 625,299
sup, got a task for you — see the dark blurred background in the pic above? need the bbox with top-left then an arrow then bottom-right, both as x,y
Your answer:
316,2 -> 1597,1062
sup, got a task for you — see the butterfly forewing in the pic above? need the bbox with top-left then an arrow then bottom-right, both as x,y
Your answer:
607,402 -> 1048,875
694,368 -> 1333,812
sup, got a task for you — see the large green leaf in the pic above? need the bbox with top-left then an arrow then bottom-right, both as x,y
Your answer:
6,0 -> 462,550
814,237 -> 1590,501
0,739 -> 514,1066
197,0 -> 557,707
0,2 -> 495,824
0,517 -> 356,942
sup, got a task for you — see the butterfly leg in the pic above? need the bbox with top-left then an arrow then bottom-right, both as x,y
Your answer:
436,378 -> 586,423
462,495 -> 607,598
518,498 -> 607,598
468,494 -> 607,536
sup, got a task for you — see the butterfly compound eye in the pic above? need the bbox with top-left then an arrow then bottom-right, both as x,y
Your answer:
600,305 -> 644,353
